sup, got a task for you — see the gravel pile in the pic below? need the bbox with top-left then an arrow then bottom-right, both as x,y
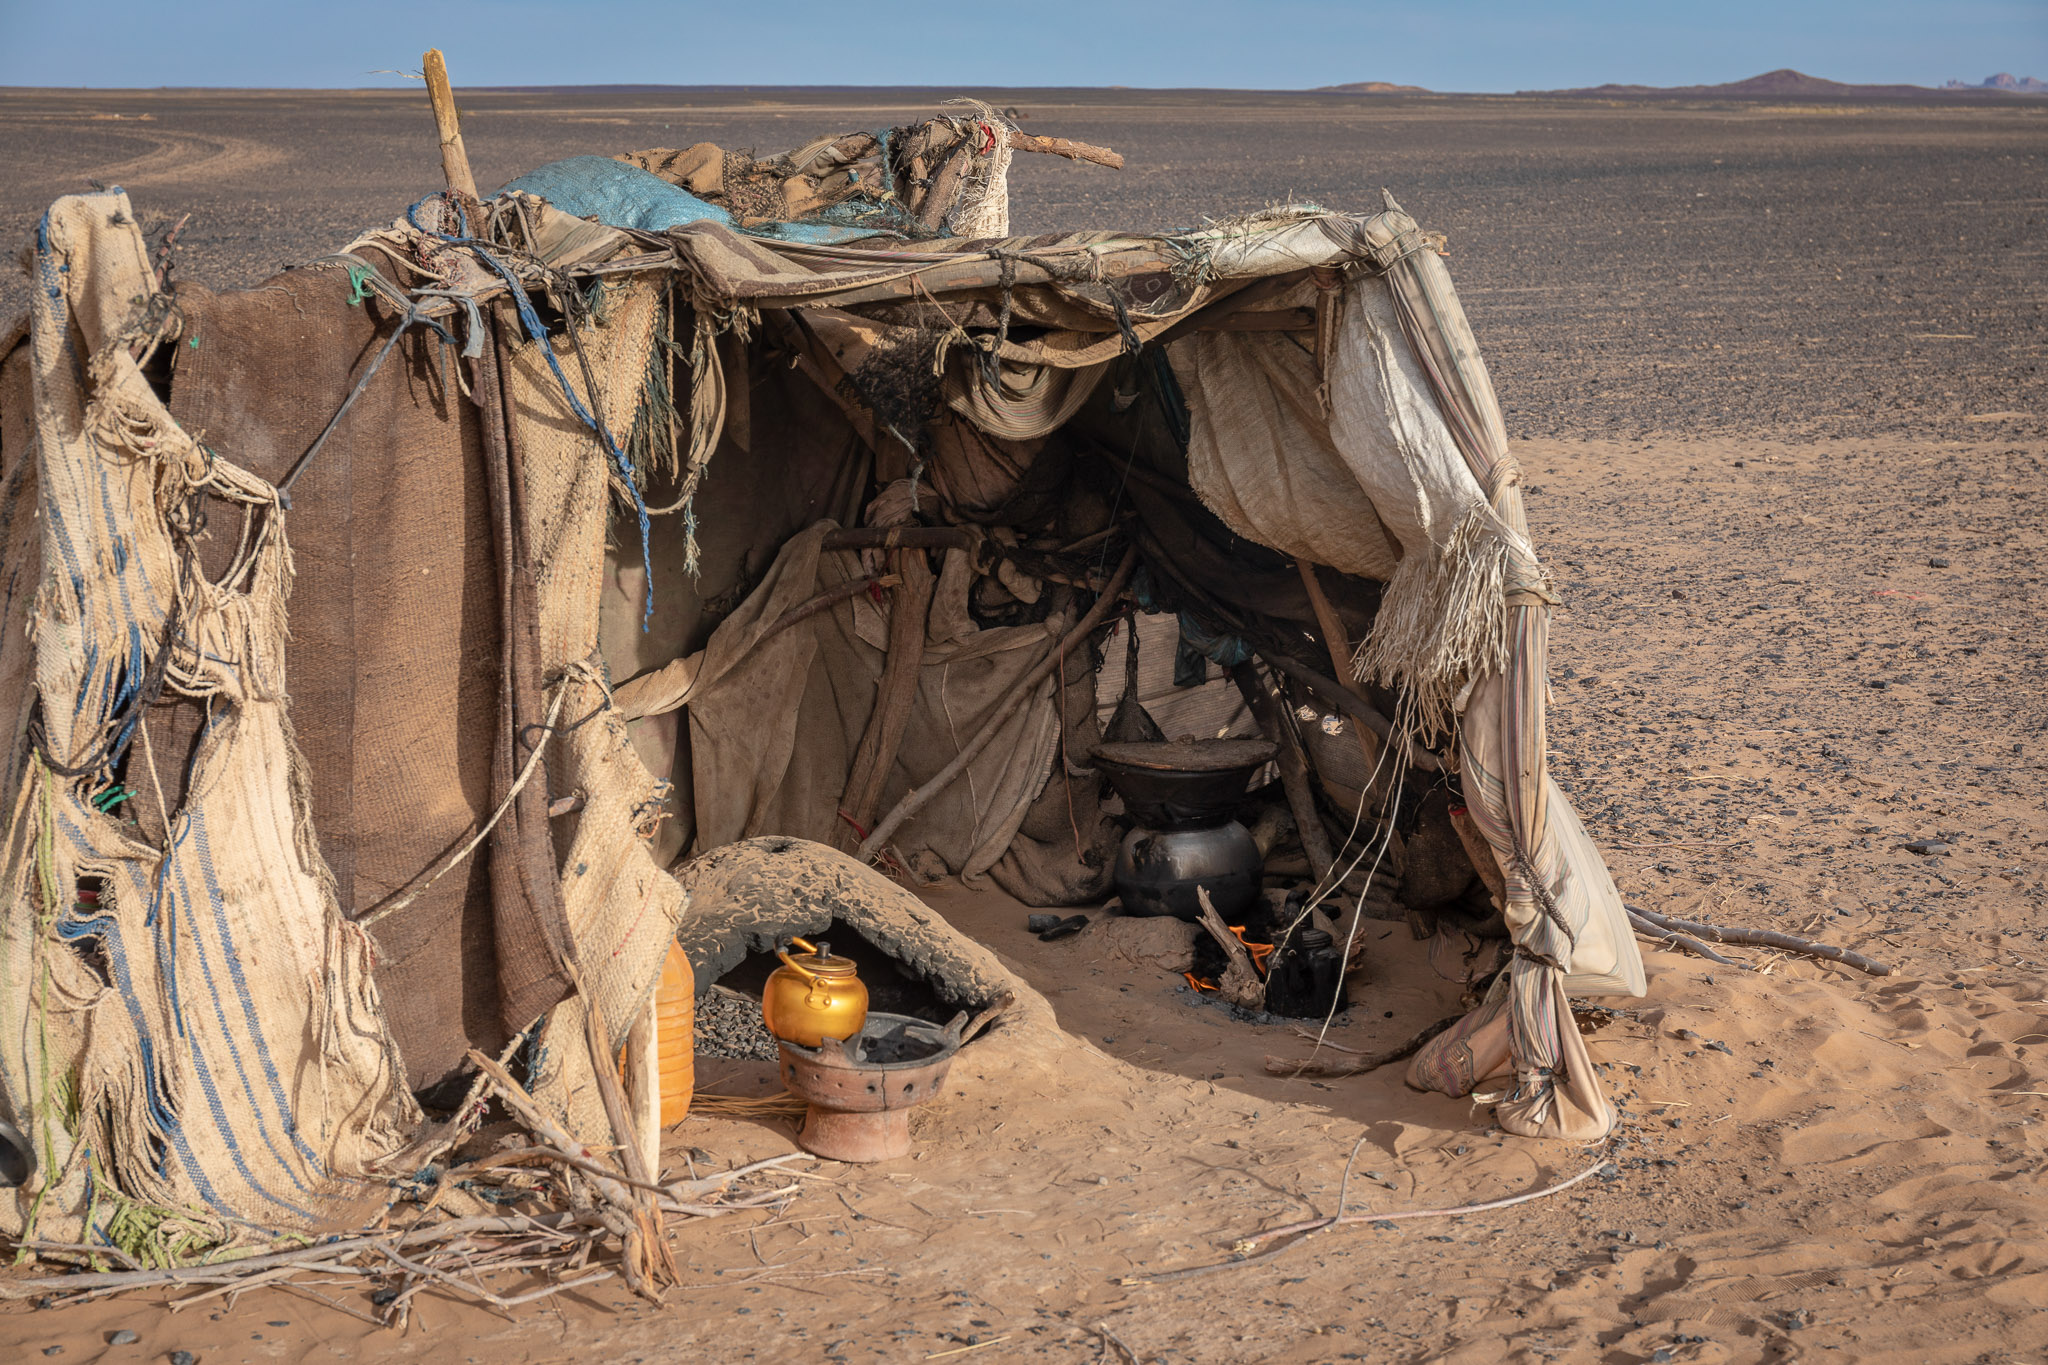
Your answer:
693,986 -> 780,1061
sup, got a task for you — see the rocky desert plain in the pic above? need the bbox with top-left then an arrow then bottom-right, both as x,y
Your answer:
0,85 -> 2044,1364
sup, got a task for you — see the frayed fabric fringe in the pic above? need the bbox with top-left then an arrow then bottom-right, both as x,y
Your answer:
1351,503 -> 1515,740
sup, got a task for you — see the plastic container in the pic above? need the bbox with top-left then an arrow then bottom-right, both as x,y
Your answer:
653,940 -> 694,1128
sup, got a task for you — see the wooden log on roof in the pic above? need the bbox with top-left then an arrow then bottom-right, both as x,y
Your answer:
422,49 -> 479,202
1004,131 -> 1125,170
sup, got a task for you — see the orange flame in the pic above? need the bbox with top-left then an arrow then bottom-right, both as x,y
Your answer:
1228,925 -> 1275,976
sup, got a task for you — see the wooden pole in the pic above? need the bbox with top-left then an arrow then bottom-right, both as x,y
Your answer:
858,547 -> 1136,862
837,548 -> 936,849
1228,661 -> 1334,883
1295,559 -> 1394,786
423,49 -> 479,201
1003,131 -> 1124,170
1259,650 -> 1438,772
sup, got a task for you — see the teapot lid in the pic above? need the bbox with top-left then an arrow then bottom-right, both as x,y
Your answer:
788,937 -> 858,976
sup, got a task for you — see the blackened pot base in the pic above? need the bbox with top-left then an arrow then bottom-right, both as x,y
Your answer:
1113,820 -> 1263,922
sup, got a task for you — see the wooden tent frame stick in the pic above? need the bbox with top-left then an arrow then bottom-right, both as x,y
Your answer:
1228,660 -> 1334,882
1259,651 -> 1438,772
1004,131 -> 1124,170
859,547 -> 1137,861
423,49 -> 479,201
838,548 -> 937,847
1296,559 -> 1400,785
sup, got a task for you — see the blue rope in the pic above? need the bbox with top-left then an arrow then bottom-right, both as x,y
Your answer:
405,194 -> 656,628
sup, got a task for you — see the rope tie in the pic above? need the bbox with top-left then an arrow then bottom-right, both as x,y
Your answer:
1511,840 -> 1577,951
409,288 -> 488,359
980,248 -> 1020,388
277,277 -> 457,505
342,264 -> 375,307
404,193 -> 658,629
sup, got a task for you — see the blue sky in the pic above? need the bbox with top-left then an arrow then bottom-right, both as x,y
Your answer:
2,0 -> 2042,90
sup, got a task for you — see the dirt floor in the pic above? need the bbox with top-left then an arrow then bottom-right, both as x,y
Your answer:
2,89 -> 2046,1364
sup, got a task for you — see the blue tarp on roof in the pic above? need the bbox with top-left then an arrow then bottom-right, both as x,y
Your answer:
499,155 -> 889,245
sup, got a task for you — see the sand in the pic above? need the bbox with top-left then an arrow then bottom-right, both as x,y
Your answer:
2,90 -> 2045,1364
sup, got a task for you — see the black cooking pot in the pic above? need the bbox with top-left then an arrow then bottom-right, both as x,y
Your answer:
1114,822 -> 1264,921
1092,739 -> 1274,922
1090,739 -> 1275,830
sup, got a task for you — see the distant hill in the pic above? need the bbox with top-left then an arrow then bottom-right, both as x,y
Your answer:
1526,67 -> 2025,100
1946,73 -> 2048,94
1315,81 -> 1430,94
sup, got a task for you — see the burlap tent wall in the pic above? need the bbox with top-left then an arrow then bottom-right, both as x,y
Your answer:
0,195 -> 682,1249
0,109 -> 1644,1246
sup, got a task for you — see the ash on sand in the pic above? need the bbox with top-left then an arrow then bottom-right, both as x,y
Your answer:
694,985 -> 779,1061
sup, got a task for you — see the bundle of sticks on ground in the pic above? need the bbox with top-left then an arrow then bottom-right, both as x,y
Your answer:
0,1053 -> 812,1320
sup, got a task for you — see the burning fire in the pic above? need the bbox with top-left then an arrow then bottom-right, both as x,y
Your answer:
1184,924 -> 1273,993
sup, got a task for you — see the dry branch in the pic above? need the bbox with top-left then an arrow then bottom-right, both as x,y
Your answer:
3,1069 -> 808,1318
1195,887 -> 1266,1011
1263,1015 -> 1458,1078
1119,1158 -> 1614,1285
1628,913 -> 1743,968
1004,131 -> 1125,170
1627,904 -> 1892,976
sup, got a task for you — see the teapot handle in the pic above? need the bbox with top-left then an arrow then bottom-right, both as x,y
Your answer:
775,937 -> 830,999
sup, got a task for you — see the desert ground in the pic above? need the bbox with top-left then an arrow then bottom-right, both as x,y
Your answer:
1,87 -> 2045,1364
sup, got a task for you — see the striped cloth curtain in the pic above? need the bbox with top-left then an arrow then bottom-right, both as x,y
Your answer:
1360,199 -> 1643,1140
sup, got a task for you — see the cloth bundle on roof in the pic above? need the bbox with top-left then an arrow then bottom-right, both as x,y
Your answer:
613,106 -> 1014,240
503,156 -> 890,246
502,108 -> 1018,250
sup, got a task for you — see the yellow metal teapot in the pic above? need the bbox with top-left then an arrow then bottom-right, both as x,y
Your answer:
762,938 -> 869,1048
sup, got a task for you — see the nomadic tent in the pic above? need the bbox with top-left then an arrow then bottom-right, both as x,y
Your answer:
0,106 -> 1642,1250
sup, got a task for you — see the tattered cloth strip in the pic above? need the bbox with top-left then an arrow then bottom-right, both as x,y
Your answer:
496,279 -> 686,1150
1357,196 -> 1641,1141
161,262 -> 533,1091
0,194 -> 418,1251
599,107 -> 1017,244
1169,202 -> 1638,1139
